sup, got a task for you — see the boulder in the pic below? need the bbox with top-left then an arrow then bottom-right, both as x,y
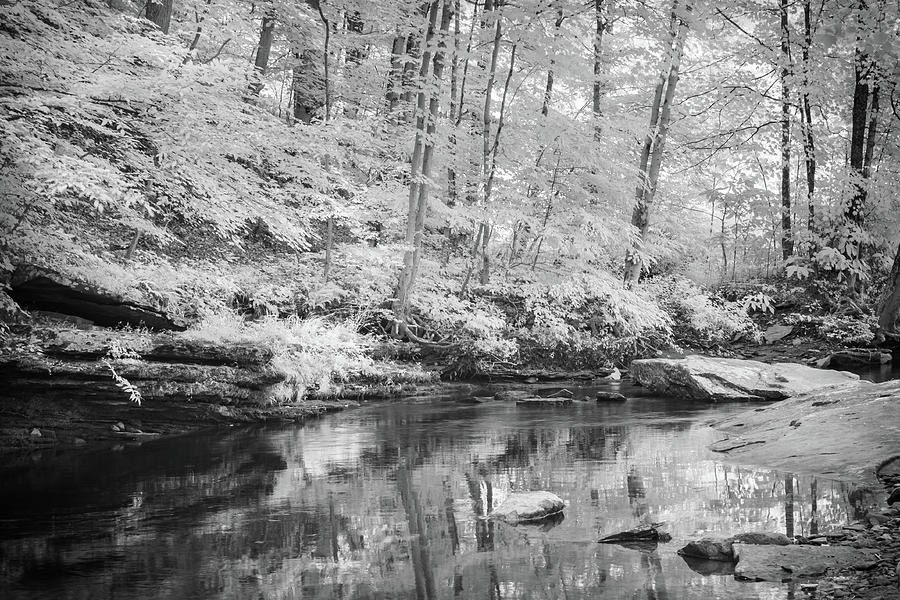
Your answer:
678,532 -> 792,562
630,355 -> 858,402
546,388 -> 574,398
516,397 -> 573,407
596,391 -> 627,402
712,379 -> 900,481
0,289 -> 28,324
762,324 -> 793,344
9,265 -> 185,331
490,491 -> 565,524
733,543 -> 878,582
678,537 -> 735,561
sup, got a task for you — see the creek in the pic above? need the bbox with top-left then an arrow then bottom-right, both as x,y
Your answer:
0,380 -> 886,599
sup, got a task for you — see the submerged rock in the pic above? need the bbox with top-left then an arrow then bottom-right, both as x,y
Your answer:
733,543 -> 879,582
490,491 -> 565,524
516,397 -> 573,407
630,355 -> 858,402
546,388 -> 574,398
596,391 -> 627,402
495,390 -> 533,402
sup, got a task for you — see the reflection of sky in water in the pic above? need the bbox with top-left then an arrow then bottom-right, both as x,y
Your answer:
0,389 -> 883,600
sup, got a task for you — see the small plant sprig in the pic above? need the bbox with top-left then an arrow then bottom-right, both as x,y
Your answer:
103,342 -> 143,405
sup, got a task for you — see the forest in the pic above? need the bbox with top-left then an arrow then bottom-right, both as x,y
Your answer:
1,0 -> 899,386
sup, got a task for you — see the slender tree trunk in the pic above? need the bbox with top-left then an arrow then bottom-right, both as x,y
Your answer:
477,0 -> 502,285
146,0 -> 174,34
541,2 -> 564,117
623,0 -> 690,286
393,1 -> 451,333
316,3 -> 333,123
779,0 -> 793,261
592,0 -> 607,133
446,0 -> 464,206
323,216 -> 334,281
800,0 -> 816,237
248,12 -> 276,95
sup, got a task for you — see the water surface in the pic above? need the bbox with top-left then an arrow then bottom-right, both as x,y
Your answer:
0,383 -> 883,599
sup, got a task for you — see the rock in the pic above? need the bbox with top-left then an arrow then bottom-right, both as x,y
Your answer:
73,437 -> 87,445
763,324 -> 794,344
599,523 -> 672,545
490,491 -> 565,524
495,390 -> 533,402
546,388 -> 574,398
889,488 -> 900,506
681,556 -> 736,576
826,349 -> 892,369
516,397 -> 573,407
460,395 -> 493,404
678,537 -> 735,561
732,532 -> 792,546
111,423 -> 122,432
0,289 -> 28,324
29,427 -> 41,437
596,391 -> 627,402
124,425 -> 143,434
733,543 -> 879,582
711,379 -> 900,481
678,532 -> 791,562
630,355 -> 859,402
115,422 -> 125,431
9,265 -> 185,331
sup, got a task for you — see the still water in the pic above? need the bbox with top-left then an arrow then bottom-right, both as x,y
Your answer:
0,383 -> 883,599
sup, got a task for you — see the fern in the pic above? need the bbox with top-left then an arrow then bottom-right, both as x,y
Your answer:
103,360 -> 143,406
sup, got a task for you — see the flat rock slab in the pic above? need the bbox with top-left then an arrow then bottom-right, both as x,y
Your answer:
733,543 -> 879,582
630,355 -> 858,401
596,391 -> 627,402
490,491 -> 565,524
516,397 -> 573,407
711,379 -> 900,481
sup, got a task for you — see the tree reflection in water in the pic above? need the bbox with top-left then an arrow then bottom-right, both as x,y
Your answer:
0,395 -> 883,599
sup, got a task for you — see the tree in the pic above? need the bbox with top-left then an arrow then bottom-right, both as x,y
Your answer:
623,0 -> 691,286
778,0 -> 793,260
248,10 -> 276,96
146,0 -> 174,34
393,0 -> 452,336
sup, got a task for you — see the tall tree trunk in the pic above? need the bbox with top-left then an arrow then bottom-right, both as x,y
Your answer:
623,0 -> 690,286
316,3 -> 333,123
323,216 -> 334,281
779,0 -> 793,261
146,0 -> 174,34
393,1 -> 450,334
800,0 -> 816,237
541,2 -> 564,117
446,0 -> 463,207
592,0 -> 607,132
248,12 -> 276,95
845,0 -> 882,294
477,0 -> 502,285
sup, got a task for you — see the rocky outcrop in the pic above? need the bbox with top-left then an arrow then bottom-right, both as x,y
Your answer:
630,355 -> 859,401
490,491 -> 565,524
817,349 -> 892,369
9,265 -> 185,331
711,379 -> 900,481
